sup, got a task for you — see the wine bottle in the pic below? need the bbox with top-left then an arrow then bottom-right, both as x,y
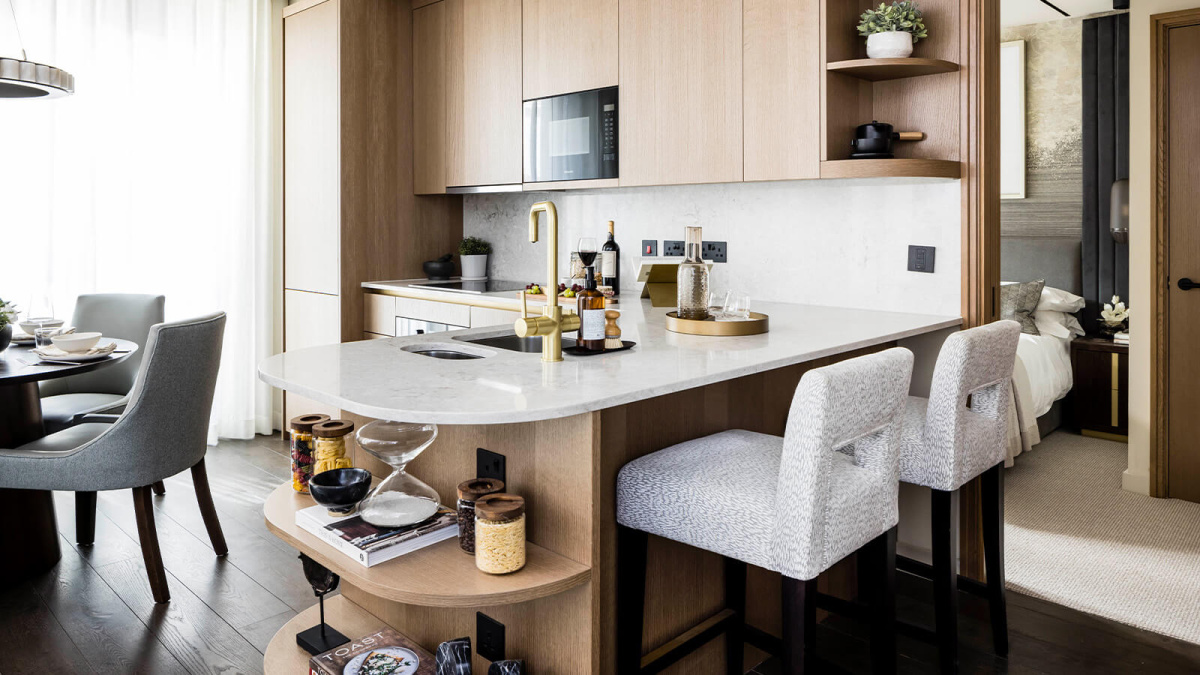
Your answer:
601,220 -> 620,296
577,267 -> 606,351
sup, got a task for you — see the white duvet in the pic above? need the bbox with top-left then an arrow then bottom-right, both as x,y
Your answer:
1016,333 -> 1073,417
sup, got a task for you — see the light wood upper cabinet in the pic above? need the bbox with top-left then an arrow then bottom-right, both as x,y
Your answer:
284,0 -> 340,295
522,0 -> 618,100
743,0 -> 820,181
413,1 -> 448,195
446,0 -> 522,188
618,0 -> 743,187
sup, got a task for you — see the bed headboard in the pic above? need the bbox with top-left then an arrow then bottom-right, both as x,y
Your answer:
1001,237 -> 1082,295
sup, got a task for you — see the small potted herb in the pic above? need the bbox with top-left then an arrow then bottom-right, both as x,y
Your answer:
0,298 -> 17,352
858,1 -> 928,59
458,237 -> 492,280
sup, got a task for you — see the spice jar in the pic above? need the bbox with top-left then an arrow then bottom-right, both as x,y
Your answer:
312,419 -> 355,476
289,414 -> 330,493
456,478 -> 505,554
474,494 -> 526,574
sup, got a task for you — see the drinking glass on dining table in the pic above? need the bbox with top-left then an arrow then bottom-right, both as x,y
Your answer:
34,327 -> 56,348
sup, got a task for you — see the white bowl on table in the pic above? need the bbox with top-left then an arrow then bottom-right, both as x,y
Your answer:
19,319 -> 64,335
51,332 -> 102,353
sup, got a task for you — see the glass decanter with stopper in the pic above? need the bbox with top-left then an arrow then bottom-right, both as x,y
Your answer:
355,421 -> 442,528
676,226 -> 710,320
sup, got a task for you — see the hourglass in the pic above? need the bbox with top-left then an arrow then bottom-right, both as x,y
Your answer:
355,421 -> 442,528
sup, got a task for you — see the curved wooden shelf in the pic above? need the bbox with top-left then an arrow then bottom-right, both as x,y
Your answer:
827,58 -> 959,81
264,483 -> 591,608
265,595 -> 388,675
820,158 -> 962,180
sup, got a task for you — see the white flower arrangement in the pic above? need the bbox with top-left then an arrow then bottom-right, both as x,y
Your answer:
0,298 -> 17,331
1101,295 -> 1129,326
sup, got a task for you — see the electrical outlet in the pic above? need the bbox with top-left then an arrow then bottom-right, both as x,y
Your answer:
641,239 -> 658,257
907,245 -> 936,273
663,240 -> 685,257
476,612 -> 505,662
477,448 -> 506,486
702,240 -> 727,263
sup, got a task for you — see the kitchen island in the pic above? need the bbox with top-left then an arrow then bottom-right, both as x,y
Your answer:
258,298 -> 959,674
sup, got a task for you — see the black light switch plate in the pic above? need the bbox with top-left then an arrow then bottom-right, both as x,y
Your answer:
907,245 -> 936,273
477,448 -> 506,486
641,239 -> 658,256
663,240 -> 685,257
477,612 -> 505,662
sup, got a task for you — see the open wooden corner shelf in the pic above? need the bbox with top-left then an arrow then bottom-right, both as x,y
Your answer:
263,483 -> 591,608
820,159 -> 962,180
826,58 -> 960,82
265,595 -> 386,675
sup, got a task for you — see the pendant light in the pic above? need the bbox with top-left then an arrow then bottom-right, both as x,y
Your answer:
0,0 -> 74,99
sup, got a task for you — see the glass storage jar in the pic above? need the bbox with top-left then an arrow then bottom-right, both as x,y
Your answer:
676,226 -> 710,320
312,419 -> 354,476
289,413 -> 330,493
456,478 -> 505,554
475,494 -> 526,574
355,420 -> 442,528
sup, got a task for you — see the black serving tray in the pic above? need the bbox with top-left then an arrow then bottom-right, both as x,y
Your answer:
563,340 -> 635,356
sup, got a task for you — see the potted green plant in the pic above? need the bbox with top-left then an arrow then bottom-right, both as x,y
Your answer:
459,237 -> 492,279
858,1 -> 928,59
0,298 -> 17,352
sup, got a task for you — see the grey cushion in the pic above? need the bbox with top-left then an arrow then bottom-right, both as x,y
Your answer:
899,321 -> 1021,491
618,348 -> 914,581
999,280 -> 1044,335
14,423 -> 112,454
40,393 -> 127,434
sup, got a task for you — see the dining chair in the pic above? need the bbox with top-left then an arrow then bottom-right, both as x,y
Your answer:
616,348 -> 914,674
0,312 -> 227,604
39,293 -> 165,434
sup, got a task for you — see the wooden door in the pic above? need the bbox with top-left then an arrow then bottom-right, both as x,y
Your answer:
1165,22 -> 1200,502
618,0 -> 743,187
283,289 -> 341,421
446,0 -> 522,188
284,0 -> 341,296
523,0 -> 617,100
414,0 -> 449,195
743,0 -> 821,181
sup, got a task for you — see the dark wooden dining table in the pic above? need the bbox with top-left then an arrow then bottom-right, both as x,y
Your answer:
0,338 -> 138,583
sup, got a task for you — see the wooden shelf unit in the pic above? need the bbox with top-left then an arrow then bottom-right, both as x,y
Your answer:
826,57 -> 959,81
820,158 -> 961,180
263,483 -> 591,608
265,595 -> 388,675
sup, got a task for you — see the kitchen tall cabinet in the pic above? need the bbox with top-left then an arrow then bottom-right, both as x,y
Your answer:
522,0 -> 618,100
283,0 -> 461,422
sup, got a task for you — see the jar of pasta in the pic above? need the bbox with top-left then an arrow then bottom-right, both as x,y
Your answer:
289,413 -> 330,493
474,494 -> 525,574
312,419 -> 355,476
456,478 -> 504,554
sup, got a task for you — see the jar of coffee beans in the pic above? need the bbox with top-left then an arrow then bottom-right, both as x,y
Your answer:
456,478 -> 504,554
475,494 -> 526,574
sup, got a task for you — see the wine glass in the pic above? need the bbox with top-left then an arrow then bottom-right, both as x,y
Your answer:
577,237 -> 598,269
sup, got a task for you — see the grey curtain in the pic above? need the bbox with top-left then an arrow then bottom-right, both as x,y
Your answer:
1081,13 -> 1129,326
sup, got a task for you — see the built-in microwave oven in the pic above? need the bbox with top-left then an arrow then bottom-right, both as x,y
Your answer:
523,86 -> 618,184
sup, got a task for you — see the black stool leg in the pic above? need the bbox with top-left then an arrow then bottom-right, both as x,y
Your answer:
617,524 -> 649,674
982,463 -> 1009,657
782,576 -> 816,674
725,557 -> 747,675
932,488 -> 960,674
866,526 -> 898,674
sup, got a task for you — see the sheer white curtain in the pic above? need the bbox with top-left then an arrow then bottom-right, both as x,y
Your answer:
0,0 -> 277,444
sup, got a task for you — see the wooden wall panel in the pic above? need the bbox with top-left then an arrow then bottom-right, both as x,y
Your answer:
874,71 -> 961,161
413,0 -> 448,194
522,0 -> 618,100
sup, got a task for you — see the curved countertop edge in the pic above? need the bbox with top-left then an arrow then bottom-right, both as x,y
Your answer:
258,315 -> 962,425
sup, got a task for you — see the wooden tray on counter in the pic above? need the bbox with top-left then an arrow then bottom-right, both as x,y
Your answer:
665,311 -> 769,336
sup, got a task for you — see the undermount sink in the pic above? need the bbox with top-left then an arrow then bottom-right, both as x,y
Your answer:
400,343 -> 489,360
459,333 -> 577,353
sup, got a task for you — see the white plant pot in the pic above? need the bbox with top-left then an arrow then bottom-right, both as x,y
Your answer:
866,31 -> 914,59
460,254 -> 488,279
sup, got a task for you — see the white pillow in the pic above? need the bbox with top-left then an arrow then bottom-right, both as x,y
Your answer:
1038,286 -> 1086,313
1034,310 -> 1086,339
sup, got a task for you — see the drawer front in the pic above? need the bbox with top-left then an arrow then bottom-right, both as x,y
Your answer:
471,306 -> 521,328
364,293 -> 397,336
396,296 -> 471,327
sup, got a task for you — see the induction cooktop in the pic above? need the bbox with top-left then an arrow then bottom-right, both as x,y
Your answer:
413,279 -> 528,294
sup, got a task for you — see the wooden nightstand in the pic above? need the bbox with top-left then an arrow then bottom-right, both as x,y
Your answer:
1070,336 -> 1129,440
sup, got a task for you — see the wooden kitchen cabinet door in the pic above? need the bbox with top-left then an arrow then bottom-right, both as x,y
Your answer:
523,0 -> 618,100
414,0 -> 449,194
743,0 -> 820,181
446,0 -> 522,188
619,0 -> 743,187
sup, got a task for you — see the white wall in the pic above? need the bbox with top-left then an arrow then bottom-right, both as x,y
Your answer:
464,178 -> 963,316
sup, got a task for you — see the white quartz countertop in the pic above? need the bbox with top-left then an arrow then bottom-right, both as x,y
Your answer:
258,299 -> 960,425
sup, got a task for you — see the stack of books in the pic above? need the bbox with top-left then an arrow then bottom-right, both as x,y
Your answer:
296,504 -> 456,567
1113,331 -> 1129,345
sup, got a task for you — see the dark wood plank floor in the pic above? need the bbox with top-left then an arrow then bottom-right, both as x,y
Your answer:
1,435 -> 1198,674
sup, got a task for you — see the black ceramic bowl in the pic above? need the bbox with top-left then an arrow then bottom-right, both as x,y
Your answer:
309,468 -> 372,516
423,260 -> 455,280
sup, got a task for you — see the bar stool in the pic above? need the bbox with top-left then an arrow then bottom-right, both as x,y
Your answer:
616,348 -> 914,674
897,320 -> 1020,673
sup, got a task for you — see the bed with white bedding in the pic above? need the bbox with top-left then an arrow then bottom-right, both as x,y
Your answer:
1007,331 -> 1075,464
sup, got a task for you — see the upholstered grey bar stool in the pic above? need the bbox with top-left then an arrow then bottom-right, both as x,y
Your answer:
616,348 -> 914,674
897,320 -> 1020,673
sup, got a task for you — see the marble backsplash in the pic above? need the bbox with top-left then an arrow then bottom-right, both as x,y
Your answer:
464,178 -> 962,316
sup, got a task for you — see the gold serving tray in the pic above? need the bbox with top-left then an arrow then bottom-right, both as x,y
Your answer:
665,311 -> 770,336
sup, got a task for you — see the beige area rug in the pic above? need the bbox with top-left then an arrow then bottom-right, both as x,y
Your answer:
1005,431 -> 1200,644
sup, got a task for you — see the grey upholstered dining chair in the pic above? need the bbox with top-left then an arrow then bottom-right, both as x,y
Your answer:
0,312 -> 227,604
616,348 -> 914,674
39,293 -> 165,434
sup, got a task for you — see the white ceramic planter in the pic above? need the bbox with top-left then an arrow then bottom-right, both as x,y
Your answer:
866,31 -> 914,59
461,254 -> 488,279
